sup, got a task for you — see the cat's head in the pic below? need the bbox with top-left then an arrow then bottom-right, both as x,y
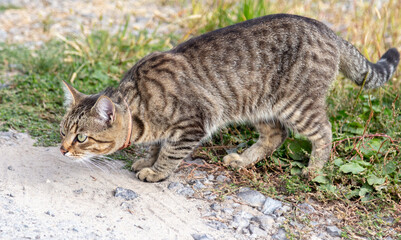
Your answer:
60,81 -> 130,161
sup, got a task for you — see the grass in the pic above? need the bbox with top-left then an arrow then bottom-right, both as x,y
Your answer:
0,0 -> 400,238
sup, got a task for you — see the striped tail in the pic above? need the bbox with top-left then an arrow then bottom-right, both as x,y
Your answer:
339,39 -> 399,89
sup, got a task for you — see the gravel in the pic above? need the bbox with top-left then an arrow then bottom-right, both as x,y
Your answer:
326,225 -> 342,237
192,233 -> 215,240
114,187 -> 139,201
261,197 -> 283,215
236,189 -> 266,208
252,215 -> 275,232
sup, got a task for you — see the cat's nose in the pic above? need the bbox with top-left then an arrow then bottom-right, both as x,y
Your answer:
60,146 -> 68,155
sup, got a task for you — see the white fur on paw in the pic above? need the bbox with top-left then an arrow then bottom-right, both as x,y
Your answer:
223,153 -> 246,168
136,167 -> 168,182
131,159 -> 152,172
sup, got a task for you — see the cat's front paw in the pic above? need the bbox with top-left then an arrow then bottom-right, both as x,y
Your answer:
223,153 -> 246,168
131,158 -> 153,172
136,167 -> 169,182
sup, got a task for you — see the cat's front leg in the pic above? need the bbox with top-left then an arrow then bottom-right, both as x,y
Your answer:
136,132 -> 204,182
131,144 -> 161,172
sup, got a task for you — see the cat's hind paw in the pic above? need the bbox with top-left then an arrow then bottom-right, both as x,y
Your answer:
136,167 -> 169,182
223,153 -> 247,168
131,158 -> 153,172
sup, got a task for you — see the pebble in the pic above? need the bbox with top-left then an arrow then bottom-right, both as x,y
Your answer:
231,211 -> 253,230
326,225 -> 341,237
7,165 -> 14,171
210,203 -> 221,211
192,233 -> 214,240
167,182 -> 183,190
274,205 -> 291,216
215,175 -> 227,183
73,188 -> 83,194
190,180 -> 206,190
236,189 -> 266,208
207,175 -> 215,181
176,187 -> 195,197
221,208 -> 234,215
114,187 -> 139,201
206,220 -> 228,230
261,198 -> 282,215
272,228 -> 288,240
248,224 -> 268,238
252,215 -> 275,232
45,211 -> 55,217
297,203 -> 315,214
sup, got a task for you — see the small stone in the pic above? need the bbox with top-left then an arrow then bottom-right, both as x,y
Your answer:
73,188 -> 83,194
326,225 -> 341,237
221,208 -> 234,215
7,166 -> 14,171
114,187 -> 139,200
216,175 -> 227,183
297,203 -> 315,214
274,205 -> 291,216
45,211 -> 55,217
207,220 -> 228,230
252,215 -> 275,232
207,175 -> 215,181
237,190 -> 266,208
191,233 -> 214,240
191,180 -> 205,190
272,228 -> 288,240
261,197 -> 282,215
231,211 -> 253,230
249,224 -> 268,237
168,182 -> 184,190
176,187 -> 195,197
205,194 -> 217,200
210,203 -> 221,211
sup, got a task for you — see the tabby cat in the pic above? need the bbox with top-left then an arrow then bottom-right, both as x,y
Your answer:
60,14 -> 399,182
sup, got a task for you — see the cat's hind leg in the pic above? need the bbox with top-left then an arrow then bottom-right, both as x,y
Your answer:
282,101 -> 332,178
131,144 -> 161,172
223,121 -> 287,168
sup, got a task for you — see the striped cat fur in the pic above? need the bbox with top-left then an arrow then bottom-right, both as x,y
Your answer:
60,14 -> 400,182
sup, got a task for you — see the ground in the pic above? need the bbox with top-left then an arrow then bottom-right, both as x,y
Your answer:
0,0 -> 400,239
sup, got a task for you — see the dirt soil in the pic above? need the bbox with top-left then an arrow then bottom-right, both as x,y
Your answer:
0,131 -> 236,239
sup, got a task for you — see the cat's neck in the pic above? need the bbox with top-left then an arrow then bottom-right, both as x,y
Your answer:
116,81 -> 146,144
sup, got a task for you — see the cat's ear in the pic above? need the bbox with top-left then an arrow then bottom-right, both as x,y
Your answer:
92,96 -> 115,123
62,80 -> 86,107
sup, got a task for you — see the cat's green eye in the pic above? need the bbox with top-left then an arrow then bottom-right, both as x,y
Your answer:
76,134 -> 87,143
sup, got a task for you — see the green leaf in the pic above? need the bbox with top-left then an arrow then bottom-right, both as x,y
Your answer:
353,159 -> 372,167
383,162 -> 396,175
359,184 -> 373,197
313,175 -> 329,184
342,122 -> 364,135
290,167 -> 302,176
318,184 -> 337,193
339,162 -> 365,174
367,175 -> 385,185
333,158 -> 344,167
285,138 -> 312,161
359,138 -> 385,157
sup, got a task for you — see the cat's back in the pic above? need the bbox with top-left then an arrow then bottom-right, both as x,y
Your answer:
171,14 -> 338,54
